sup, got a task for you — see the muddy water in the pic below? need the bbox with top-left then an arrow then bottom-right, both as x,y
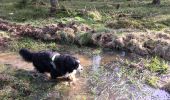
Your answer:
0,53 -> 33,70
0,52 -> 170,100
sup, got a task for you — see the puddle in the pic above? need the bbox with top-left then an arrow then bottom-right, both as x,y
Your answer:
0,53 -> 33,70
0,51 -> 170,99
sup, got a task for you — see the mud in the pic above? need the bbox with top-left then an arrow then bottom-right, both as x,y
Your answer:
0,19 -> 91,42
0,53 -> 33,70
1,19 -> 170,60
92,31 -> 170,61
0,51 -> 170,99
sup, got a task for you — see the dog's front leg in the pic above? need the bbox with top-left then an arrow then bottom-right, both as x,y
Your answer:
68,70 -> 77,85
69,73 -> 76,82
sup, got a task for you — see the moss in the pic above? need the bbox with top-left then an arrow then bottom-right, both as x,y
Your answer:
148,57 -> 168,74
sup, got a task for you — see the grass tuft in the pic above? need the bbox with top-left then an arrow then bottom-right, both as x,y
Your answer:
147,57 -> 168,74
146,76 -> 159,88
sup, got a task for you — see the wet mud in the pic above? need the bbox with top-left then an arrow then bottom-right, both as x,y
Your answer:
0,51 -> 169,99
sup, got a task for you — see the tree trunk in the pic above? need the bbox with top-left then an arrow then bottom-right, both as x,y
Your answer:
50,0 -> 58,14
152,0 -> 160,5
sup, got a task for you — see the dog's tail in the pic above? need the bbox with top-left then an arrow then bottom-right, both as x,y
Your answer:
19,48 -> 33,62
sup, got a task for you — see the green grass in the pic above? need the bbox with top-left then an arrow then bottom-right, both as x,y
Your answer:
0,0 -> 170,30
147,57 -> 168,74
146,76 -> 159,88
6,36 -> 95,56
0,64 -> 67,100
8,37 -> 58,52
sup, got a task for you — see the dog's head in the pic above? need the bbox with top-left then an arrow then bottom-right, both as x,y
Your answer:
75,59 -> 83,73
70,56 -> 83,73
55,55 -> 83,73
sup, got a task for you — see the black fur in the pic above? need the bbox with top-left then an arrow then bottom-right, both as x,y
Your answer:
19,48 -> 79,79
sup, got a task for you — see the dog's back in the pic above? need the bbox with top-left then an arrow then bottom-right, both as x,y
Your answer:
19,48 -> 83,79
19,49 -> 52,72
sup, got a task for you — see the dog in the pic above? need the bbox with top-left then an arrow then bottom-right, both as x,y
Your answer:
19,48 -> 83,82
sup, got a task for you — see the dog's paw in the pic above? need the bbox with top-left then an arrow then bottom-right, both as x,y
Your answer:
69,81 -> 76,86
68,74 -> 77,81
49,78 -> 58,82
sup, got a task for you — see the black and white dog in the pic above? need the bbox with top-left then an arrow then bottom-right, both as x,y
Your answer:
19,48 -> 83,81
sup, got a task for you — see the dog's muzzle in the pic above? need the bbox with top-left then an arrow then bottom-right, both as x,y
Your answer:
77,64 -> 83,73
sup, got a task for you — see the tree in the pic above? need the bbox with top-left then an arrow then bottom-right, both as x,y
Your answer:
152,0 -> 160,5
50,0 -> 58,14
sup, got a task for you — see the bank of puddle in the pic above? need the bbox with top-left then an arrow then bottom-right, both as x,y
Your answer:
0,51 -> 170,100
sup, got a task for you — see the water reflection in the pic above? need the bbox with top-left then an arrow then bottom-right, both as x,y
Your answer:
92,55 -> 101,71
91,53 -> 170,100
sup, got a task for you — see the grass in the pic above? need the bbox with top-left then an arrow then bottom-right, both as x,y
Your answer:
8,37 -> 58,52
147,57 -> 168,74
0,64 -> 67,99
1,0 -> 170,98
0,0 -> 170,30
146,76 -> 159,88
5,36 -> 96,56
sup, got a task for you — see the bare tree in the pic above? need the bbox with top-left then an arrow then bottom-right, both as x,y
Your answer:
152,0 -> 160,5
50,0 -> 58,14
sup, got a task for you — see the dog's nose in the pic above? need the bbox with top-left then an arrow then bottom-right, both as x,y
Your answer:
78,64 -> 83,72
80,68 -> 83,71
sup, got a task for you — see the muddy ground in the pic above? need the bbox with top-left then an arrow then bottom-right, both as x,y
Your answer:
1,19 -> 170,61
0,50 -> 170,99
0,19 -> 170,99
